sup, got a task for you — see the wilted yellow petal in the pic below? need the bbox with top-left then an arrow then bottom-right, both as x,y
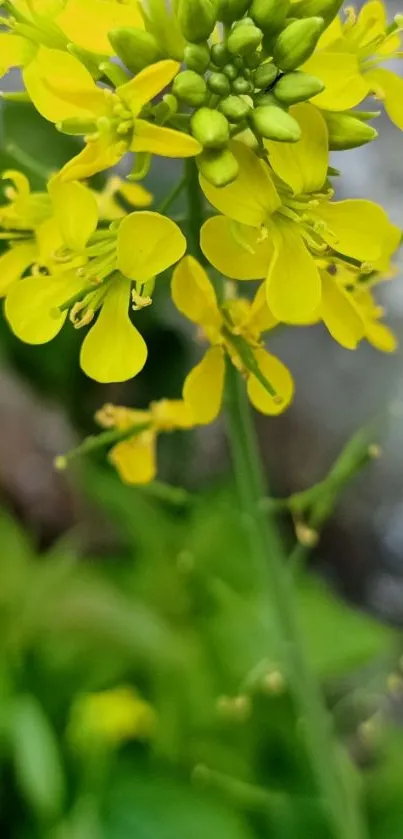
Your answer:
0,33 -> 33,77
110,432 -> 157,485
320,271 -> 365,349
58,136 -> 123,182
317,199 -> 399,264
365,68 -> 403,131
50,180 -> 99,252
117,211 -> 186,282
80,278 -> 147,383
119,60 -> 180,115
183,346 -> 225,424
131,121 -> 201,157
5,272 -> 83,343
200,216 -> 273,281
266,219 -> 322,324
247,348 -> 294,415
56,0 -> 144,55
200,141 -> 280,227
0,244 -> 37,296
303,52 -> 370,111
23,47 -> 106,122
171,255 -> 222,330
266,104 -> 328,195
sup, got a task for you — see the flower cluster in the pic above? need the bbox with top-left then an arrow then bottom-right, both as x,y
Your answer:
0,0 -> 401,483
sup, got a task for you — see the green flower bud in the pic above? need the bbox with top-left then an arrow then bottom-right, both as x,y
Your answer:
191,107 -> 230,148
177,0 -> 217,43
223,63 -> 238,80
245,51 -> 261,69
184,42 -> 211,73
108,27 -> 161,74
323,111 -> 378,150
250,0 -> 290,34
210,43 -> 230,66
162,94 -> 178,114
254,61 -> 278,89
173,70 -> 208,105
208,72 -> 231,96
219,94 -> 251,121
217,0 -> 250,22
232,76 -> 253,94
251,105 -> 302,141
274,71 -> 324,104
273,17 -> 324,71
291,0 -> 343,26
254,91 -> 280,106
198,147 -> 240,186
227,24 -> 263,57
232,16 -> 256,26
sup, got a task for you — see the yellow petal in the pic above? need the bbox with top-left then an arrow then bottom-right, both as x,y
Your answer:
116,178 -> 153,208
365,321 -> 397,353
266,219 -> 322,324
0,243 -> 37,296
353,0 -> 387,48
200,140 -> 280,227
302,52 -> 370,111
110,432 -> 157,485
365,68 -> 403,131
200,216 -> 273,280
265,104 -> 328,195
246,282 -> 277,336
5,271 -> 82,343
23,47 -> 106,122
171,255 -> 222,330
131,120 -> 201,157
35,217 -> 64,266
58,136 -> 123,182
317,199 -> 399,264
319,271 -> 365,349
183,346 -> 225,425
247,348 -> 294,415
80,277 -> 147,383
0,33 -> 33,77
49,180 -> 99,252
118,60 -> 180,116
151,398 -> 195,430
56,0 -> 144,55
314,13 -> 343,48
117,211 -> 186,282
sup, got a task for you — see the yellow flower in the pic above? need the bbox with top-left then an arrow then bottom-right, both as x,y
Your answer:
69,686 -> 156,748
21,52 -> 201,180
303,0 -> 403,129
4,180 -> 186,383
55,0 -> 144,55
200,104 -> 400,325
93,175 -> 153,220
95,399 -> 194,484
319,263 -> 397,352
171,256 -> 294,423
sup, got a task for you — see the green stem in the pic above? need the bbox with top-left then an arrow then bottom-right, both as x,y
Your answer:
157,174 -> 187,215
4,142 -> 51,182
185,158 -> 204,261
224,361 -> 366,839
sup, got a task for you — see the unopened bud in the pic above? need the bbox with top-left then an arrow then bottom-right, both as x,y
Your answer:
184,42 -> 211,73
274,71 -> 324,104
210,43 -> 230,66
223,63 -> 238,80
207,71 -> 231,96
254,60 -> 278,89
323,111 -> 378,150
273,17 -> 324,71
177,0 -> 217,42
231,77 -> 253,94
227,24 -> 263,56
250,0 -> 290,34
219,94 -> 251,122
255,91 -> 279,106
191,107 -> 230,148
173,70 -> 208,106
198,147 -> 239,186
217,0 -> 250,22
108,28 -> 161,73
291,0 -> 343,26
252,105 -> 302,141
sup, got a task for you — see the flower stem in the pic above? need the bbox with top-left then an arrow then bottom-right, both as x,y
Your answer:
157,174 -> 187,215
224,360 -> 366,839
185,159 -> 204,261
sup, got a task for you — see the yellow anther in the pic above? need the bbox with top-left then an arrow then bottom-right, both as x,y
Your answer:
132,291 -> 152,310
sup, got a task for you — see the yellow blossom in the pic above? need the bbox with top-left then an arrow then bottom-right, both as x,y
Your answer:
96,399 -> 194,484
171,256 -> 294,423
55,0 -> 144,55
4,179 -> 186,383
68,686 -> 156,748
200,104 -> 400,325
303,0 -> 403,130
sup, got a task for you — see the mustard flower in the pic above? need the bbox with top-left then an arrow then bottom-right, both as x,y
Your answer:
171,256 -> 294,423
303,0 -> 403,129
69,686 -> 156,748
4,179 -> 186,383
95,399 -> 194,484
200,103 -> 400,325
